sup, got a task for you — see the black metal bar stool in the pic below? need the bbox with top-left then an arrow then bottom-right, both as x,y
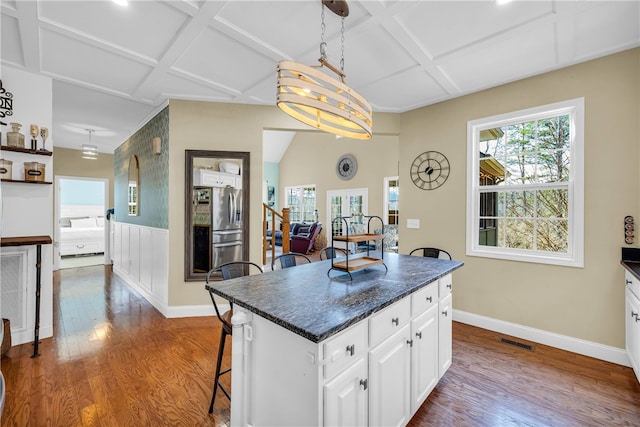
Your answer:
205,261 -> 263,414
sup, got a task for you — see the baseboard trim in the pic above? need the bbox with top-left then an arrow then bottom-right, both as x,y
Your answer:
453,309 -> 630,367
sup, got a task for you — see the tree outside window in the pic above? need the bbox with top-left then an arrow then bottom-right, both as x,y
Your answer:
467,98 -> 584,267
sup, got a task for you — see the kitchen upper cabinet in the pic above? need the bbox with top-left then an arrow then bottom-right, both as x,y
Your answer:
193,168 -> 241,189
324,358 -> 368,427
368,324 -> 412,427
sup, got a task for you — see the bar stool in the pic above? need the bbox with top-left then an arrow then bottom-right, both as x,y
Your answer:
270,252 -> 311,270
205,261 -> 263,414
409,247 -> 452,260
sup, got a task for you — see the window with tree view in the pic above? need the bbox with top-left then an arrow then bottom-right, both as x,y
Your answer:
467,98 -> 584,267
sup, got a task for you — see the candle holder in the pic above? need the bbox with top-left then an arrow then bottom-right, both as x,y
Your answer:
29,124 -> 39,151
40,127 -> 49,152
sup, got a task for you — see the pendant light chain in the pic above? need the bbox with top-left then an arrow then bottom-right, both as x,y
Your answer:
340,17 -> 345,72
320,4 -> 327,61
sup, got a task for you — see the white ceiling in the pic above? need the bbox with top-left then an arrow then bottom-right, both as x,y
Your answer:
2,0 -> 638,156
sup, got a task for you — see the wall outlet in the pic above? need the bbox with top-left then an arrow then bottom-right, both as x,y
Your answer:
407,219 -> 420,229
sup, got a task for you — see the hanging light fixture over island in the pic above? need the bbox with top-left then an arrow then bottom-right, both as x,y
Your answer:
276,0 -> 372,140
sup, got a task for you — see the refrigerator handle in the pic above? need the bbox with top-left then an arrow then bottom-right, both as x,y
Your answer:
228,192 -> 233,224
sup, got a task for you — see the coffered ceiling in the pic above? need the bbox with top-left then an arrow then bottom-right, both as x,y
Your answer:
1,0 -> 638,154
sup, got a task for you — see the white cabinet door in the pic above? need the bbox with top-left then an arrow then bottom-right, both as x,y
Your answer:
324,358 -> 368,427
438,293 -> 453,378
411,304 -> 439,414
625,287 -> 640,382
368,324 -> 411,427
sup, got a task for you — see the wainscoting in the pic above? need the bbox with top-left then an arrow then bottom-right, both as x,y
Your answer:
112,222 -> 168,316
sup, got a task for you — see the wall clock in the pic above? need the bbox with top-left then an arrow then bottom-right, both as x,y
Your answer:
410,151 -> 450,190
336,153 -> 358,180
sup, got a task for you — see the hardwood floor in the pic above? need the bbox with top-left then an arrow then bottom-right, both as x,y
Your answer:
1,265 -> 639,426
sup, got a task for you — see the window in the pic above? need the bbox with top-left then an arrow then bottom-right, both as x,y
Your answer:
284,184 -> 316,223
466,98 -> 584,267
383,176 -> 399,226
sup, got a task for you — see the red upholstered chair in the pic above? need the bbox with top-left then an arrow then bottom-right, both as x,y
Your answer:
290,222 -> 322,254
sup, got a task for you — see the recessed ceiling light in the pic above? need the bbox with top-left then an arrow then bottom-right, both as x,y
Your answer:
496,0 -> 512,5
113,0 -> 128,6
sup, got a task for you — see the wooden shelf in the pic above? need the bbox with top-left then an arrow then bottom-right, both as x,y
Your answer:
331,257 -> 384,272
1,179 -> 52,184
333,233 -> 383,243
329,215 -> 387,279
1,146 -> 52,156
1,235 -> 52,247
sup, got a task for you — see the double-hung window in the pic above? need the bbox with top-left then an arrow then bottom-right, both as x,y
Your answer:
466,98 -> 584,267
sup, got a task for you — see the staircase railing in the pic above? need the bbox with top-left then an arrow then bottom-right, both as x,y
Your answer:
263,205 -> 290,265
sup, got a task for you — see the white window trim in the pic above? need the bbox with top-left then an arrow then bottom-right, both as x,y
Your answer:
284,184 -> 316,223
466,98 -> 584,267
383,176 -> 399,226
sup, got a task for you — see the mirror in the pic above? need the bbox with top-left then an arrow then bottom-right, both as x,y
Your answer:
128,155 -> 139,216
185,150 -> 250,281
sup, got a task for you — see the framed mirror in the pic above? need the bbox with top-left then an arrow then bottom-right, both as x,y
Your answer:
128,155 -> 139,216
185,150 -> 250,281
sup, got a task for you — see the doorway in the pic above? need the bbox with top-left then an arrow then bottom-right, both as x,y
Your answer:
54,176 -> 109,270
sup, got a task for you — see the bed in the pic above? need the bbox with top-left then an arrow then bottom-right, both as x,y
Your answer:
60,216 -> 105,256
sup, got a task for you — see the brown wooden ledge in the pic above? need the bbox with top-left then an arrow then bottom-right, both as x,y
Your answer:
1,236 -> 52,247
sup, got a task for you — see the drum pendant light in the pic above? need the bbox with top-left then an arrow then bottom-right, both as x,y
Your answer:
276,0 -> 372,140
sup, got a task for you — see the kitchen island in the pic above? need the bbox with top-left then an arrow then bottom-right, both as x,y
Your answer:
209,253 -> 463,426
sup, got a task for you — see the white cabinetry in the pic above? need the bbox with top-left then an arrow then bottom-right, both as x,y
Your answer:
438,275 -> 453,378
193,169 -> 241,188
625,271 -> 640,383
369,324 -> 412,427
324,358 -> 368,426
233,273 -> 454,426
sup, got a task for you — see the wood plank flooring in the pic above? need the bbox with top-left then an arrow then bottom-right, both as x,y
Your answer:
1,265 -> 639,426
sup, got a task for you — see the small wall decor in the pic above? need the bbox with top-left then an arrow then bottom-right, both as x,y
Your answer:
625,215 -> 634,244
0,79 -> 13,126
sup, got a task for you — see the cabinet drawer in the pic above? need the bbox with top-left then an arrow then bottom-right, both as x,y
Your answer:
625,271 -> 640,300
411,283 -> 438,316
369,297 -> 411,349
324,321 -> 367,380
61,242 -> 101,255
439,274 -> 453,297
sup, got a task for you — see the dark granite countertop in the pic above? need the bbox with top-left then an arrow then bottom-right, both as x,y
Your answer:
208,253 -> 463,343
621,247 -> 640,280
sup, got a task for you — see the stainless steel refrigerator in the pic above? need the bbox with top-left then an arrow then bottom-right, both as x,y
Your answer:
193,186 -> 243,271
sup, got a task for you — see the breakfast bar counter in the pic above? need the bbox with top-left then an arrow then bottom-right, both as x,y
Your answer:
208,253 -> 463,426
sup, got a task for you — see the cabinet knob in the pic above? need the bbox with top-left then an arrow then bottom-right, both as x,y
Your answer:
633,311 -> 638,318
407,339 -> 413,347
447,283 -> 452,289
416,331 -> 422,339
391,317 -> 399,326
346,344 -> 355,356
359,379 -> 368,390
426,296 -> 432,303
442,310 -> 448,317
626,279 -> 632,285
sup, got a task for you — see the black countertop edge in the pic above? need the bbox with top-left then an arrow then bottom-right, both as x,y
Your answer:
621,260 -> 640,281
622,247 -> 640,262
216,261 -> 463,343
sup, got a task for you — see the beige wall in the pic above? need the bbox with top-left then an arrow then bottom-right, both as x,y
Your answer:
53,147 -> 115,207
167,100 -> 400,307
163,49 -> 638,349
399,48 -> 639,348
278,131 -> 399,232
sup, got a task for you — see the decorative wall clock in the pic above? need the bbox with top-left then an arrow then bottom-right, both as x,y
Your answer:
410,151 -> 450,190
336,153 -> 358,180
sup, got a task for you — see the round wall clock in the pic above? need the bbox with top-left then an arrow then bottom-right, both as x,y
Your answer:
410,151 -> 450,190
336,153 -> 358,180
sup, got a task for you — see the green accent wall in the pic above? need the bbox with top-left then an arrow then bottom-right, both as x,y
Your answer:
114,106 -> 169,228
